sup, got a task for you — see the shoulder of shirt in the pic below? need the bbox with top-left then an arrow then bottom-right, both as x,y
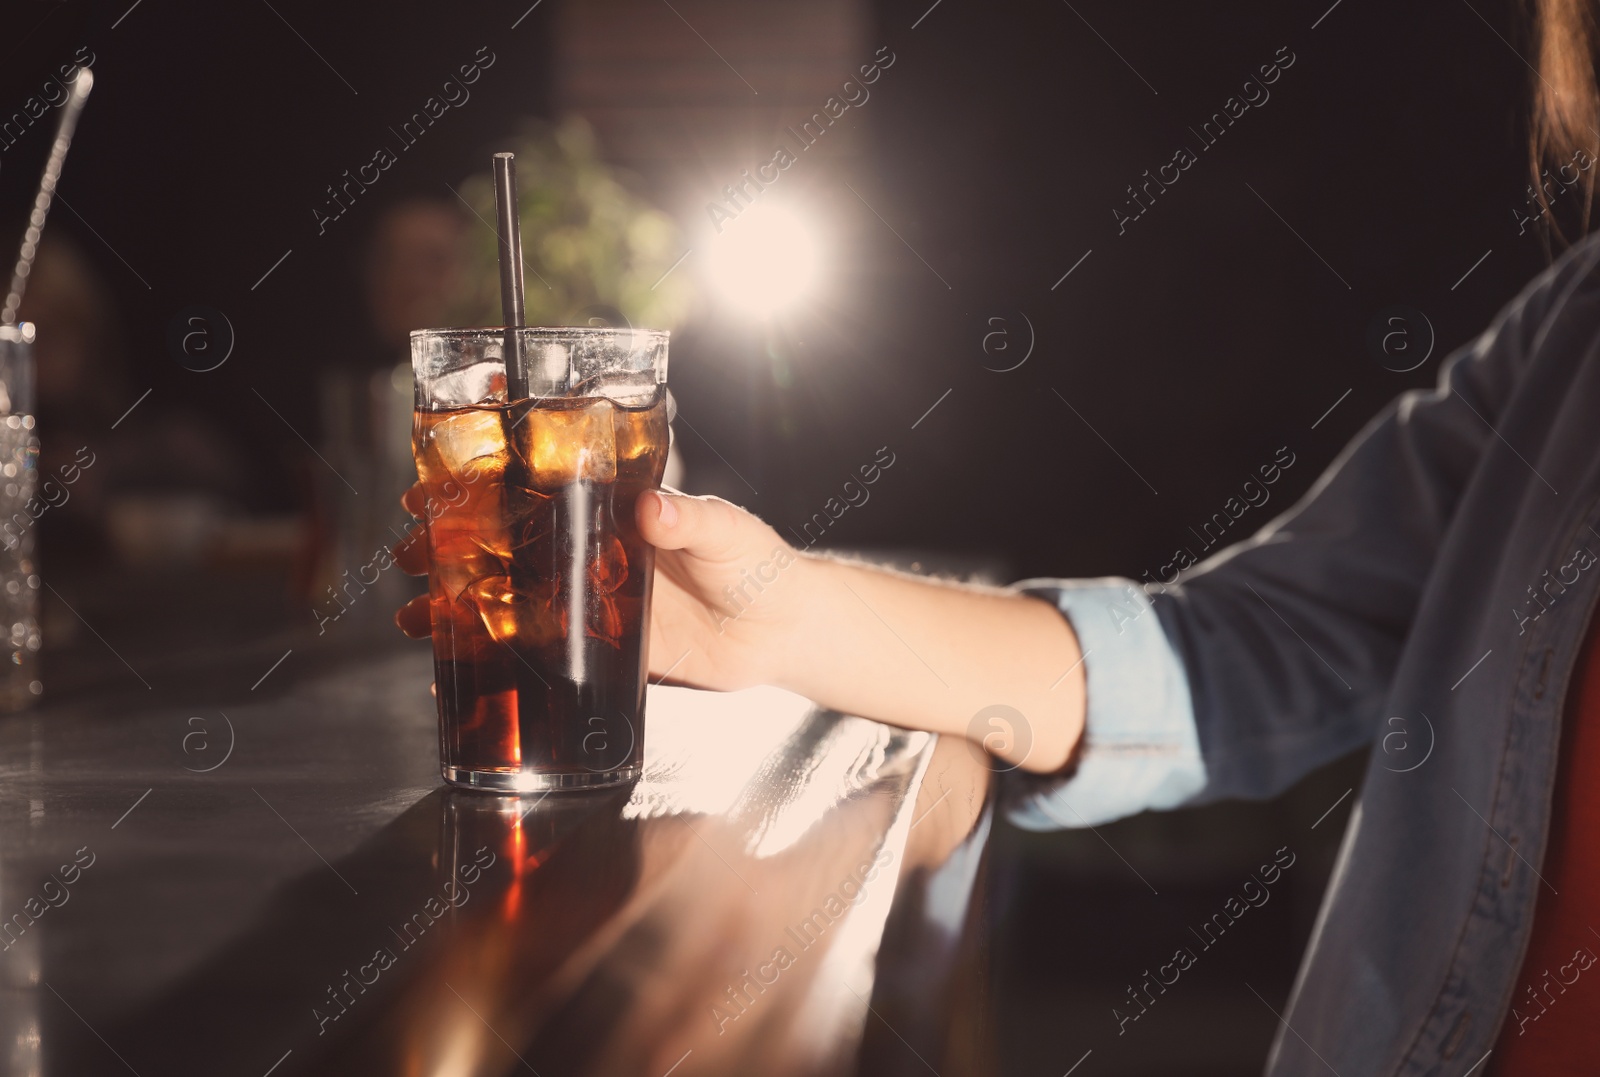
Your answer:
1531,231 -> 1600,306
1493,232 -> 1600,365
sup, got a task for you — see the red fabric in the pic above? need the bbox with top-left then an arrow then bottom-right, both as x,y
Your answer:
1490,618 -> 1600,1074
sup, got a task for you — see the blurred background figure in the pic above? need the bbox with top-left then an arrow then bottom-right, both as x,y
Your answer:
359,196 -> 471,372
16,230 -> 123,565
15,230 -> 245,570
304,197 -> 472,632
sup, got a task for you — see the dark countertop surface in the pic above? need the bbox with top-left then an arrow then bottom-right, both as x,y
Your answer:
0,597 -> 996,1077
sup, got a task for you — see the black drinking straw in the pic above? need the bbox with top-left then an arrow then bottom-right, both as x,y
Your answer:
492,152 -> 529,401
3,68 -> 94,326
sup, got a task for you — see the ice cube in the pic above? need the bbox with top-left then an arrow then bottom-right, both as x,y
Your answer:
505,486 -> 556,552
432,548 -> 506,602
587,533 -> 629,594
466,530 -> 514,564
588,593 -> 623,647
422,361 -> 504,408
613,392 -> 667,465
515,400 -> 616,488
575,370 -> 660,408
461,575 -> 519,644
461,575 -> 563,650
425,407 -> 508,483
427,487 -> 513,580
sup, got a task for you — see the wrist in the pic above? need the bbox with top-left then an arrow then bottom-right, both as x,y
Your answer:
765,549 -> 832,695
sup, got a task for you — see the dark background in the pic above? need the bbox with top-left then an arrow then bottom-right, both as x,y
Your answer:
0,0 -> 1555,1073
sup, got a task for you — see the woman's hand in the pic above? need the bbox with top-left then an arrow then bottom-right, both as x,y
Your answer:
631,489 -> 810,692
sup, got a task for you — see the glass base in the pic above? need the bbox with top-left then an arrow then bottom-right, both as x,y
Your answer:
441,764 -> 640,793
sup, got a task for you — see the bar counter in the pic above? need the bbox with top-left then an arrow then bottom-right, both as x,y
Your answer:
0,606 -> 996,1077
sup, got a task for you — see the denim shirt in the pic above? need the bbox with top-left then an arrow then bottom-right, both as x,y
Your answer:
1007,233 -> 1600,1076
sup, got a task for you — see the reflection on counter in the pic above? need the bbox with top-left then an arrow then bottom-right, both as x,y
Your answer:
53,685 -> 991,1077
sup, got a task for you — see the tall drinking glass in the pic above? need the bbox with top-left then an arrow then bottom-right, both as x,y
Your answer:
410,326 -> 669,791
0,323 -> 40,710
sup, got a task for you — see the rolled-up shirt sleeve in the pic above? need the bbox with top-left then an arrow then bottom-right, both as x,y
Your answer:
1003,577 -> 1206,830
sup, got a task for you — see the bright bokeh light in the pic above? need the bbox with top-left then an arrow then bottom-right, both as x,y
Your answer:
705,202 -> 821,316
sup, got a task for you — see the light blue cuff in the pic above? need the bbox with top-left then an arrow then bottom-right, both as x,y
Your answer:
1005,577 -> 1206,830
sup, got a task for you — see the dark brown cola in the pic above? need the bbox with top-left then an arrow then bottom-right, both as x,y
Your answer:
414,387 -> 668,787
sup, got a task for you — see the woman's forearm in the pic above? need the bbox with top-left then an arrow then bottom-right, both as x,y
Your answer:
773,553 -> 1086,773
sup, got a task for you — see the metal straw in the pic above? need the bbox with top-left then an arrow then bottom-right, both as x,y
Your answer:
492,152 -> 529,401
2,68 -> 95,326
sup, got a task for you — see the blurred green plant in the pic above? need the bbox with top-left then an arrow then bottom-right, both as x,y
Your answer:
449,118 -> 692,331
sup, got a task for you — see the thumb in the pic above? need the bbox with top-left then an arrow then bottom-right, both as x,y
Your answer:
636,488 -> 758,562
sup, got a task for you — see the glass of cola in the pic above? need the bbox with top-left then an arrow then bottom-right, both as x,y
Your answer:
410,326 -> 669,791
